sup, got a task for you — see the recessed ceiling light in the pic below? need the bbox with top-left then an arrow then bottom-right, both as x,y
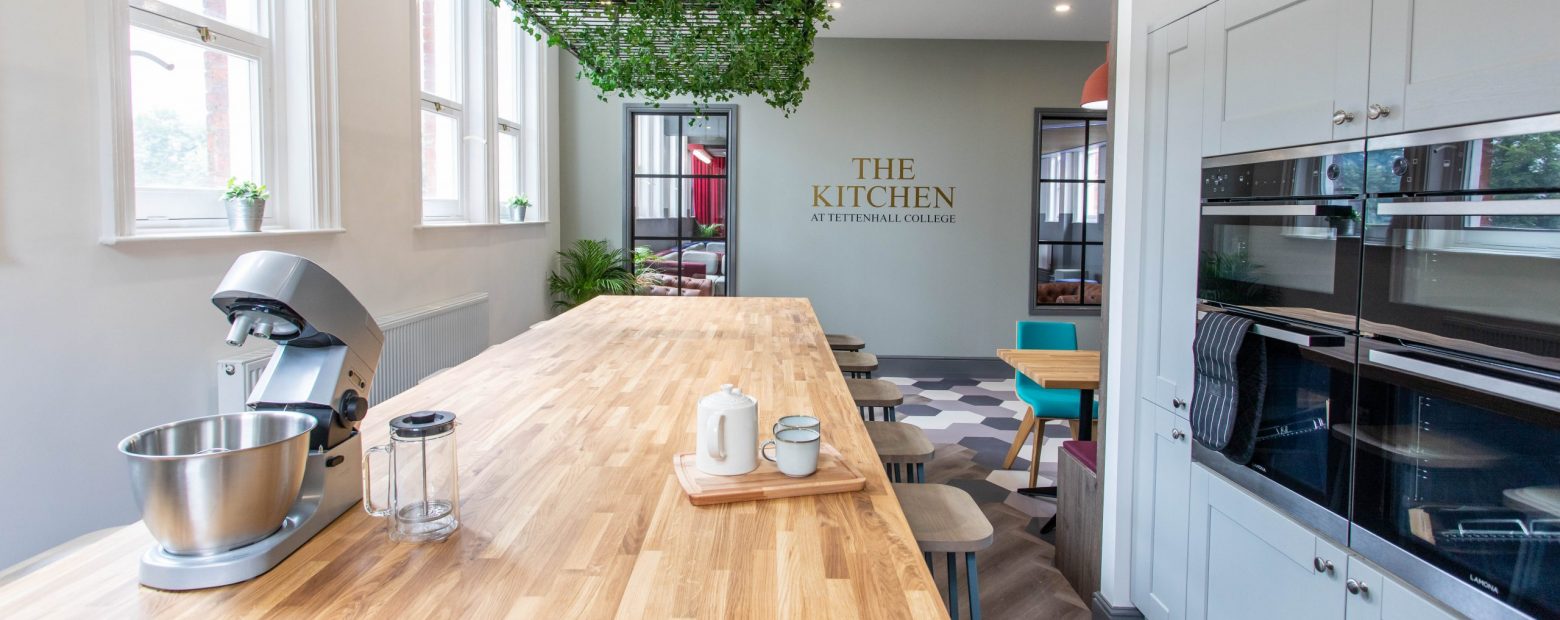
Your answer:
1054,3 -> 1072,12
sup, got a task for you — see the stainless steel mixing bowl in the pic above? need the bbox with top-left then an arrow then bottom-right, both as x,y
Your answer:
119,411 -> 316,556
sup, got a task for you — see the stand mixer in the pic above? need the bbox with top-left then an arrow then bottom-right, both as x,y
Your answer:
129,251 -> 383,590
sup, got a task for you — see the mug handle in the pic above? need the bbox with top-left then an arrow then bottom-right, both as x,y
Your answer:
361,444 -> 391,517
705,413 -> 726,460
761,440 -> 777,462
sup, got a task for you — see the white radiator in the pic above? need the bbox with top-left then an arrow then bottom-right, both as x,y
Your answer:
216,293 -> 490,410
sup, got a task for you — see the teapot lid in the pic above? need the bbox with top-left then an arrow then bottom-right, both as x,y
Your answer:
699,384 -> 756,411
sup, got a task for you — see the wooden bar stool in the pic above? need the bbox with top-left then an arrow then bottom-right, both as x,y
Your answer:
826,333 -> 865,352
846,377 -> 902,421
894,483 -> 994,620
866,421 -> 934,483
834,350 -> 879,379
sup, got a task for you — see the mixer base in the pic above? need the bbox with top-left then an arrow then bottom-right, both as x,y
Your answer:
138,433 -> 363,591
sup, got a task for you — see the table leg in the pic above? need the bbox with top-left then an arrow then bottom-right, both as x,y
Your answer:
1077,389 -> 1094,442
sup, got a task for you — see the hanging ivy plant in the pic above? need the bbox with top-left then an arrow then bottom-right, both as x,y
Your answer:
492,0 -> 833,115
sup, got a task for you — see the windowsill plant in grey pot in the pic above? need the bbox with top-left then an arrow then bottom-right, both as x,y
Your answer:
224,177 -> 269,233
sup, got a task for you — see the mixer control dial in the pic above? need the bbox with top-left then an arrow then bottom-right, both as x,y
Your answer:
339,390 -> 369,423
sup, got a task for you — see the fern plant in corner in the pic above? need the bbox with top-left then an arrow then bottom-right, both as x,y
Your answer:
547,239 -> 643,312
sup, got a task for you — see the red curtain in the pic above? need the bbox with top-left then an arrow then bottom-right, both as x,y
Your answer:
688,145 -> 726,228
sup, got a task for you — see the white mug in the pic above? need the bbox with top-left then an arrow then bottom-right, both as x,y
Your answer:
774,415 -> 820,435
761,428 -> 820,478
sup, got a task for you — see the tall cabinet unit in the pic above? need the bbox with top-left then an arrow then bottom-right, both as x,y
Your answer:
1131,9 -> 1207,620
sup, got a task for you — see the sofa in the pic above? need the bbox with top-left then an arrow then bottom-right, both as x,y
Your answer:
1036,281 -> 1103,305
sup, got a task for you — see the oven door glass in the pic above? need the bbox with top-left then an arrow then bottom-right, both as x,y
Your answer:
1361,196 -> 1560,372
1352,347 -> 1560,618
1197,202 -> 1363,330
1244,324 -> 1356,515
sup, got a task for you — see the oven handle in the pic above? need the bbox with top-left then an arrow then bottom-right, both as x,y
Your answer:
1201,204 -> 1353,217
1367,350 -> 1560,411
1251,323 -> 1346,348
1376,197 -> 1560,216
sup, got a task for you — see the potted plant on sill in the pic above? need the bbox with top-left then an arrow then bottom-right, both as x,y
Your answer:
223,178 -> 269,233
508,195 -> 531,222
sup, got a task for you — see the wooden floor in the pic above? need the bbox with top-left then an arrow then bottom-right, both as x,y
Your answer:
923,442 -> 1091,619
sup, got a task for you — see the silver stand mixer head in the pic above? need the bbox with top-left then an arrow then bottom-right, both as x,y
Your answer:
134,251 -> 383,590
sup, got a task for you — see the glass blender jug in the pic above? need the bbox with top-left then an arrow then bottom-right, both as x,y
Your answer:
363,411 -> 460,542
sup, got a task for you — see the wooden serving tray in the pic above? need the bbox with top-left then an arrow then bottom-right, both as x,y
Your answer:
673,443 -> 866,506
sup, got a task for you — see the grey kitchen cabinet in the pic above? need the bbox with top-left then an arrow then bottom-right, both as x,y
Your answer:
1365,0 -> 1560,134
1186,464 -> 1349,620
1342,556 -> 1461,620
1132,401 -> 1194,619
1137,9 -> 1205,417
1201,0 -> 1371,155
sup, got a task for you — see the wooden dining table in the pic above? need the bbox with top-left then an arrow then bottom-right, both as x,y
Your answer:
0,296 -> 945,618
995,349 -> 1101,500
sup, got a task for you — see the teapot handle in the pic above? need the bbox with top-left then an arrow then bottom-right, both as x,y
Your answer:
705,413 -> 726,460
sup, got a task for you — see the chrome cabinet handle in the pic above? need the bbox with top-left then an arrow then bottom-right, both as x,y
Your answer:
1172,398 -> 1187,410
1313,557 -> 1334,574
1333,109 -> 1355,125
1367,104 -> 1391,120
1346,579 -> 1369,596
1171,428 -> 1186,441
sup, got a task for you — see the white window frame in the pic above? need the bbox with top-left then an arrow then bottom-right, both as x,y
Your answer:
96,0 -> 341,242
417,1 -> 549,226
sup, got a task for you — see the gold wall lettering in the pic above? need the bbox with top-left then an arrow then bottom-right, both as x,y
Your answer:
810,157 -> 956,210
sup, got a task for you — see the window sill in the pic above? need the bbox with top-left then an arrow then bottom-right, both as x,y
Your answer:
414,220 -> 550,230
103,228 -> 347,246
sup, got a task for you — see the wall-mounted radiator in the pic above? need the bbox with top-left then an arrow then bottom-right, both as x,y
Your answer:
217,293 -> 490,411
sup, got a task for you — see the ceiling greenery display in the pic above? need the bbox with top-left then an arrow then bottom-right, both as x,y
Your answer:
492,0 -> 833,115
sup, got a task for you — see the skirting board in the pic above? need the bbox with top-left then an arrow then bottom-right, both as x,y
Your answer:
875,356 -> 1011,379
1091,592 -> 1144,620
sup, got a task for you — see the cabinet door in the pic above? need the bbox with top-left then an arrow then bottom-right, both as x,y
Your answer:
1343,557 -> 1460,620
1202,0 -> 1372,155
1133,403 -> 1194,619
1137,10 -> 1204,417
1366,0 -> 1560,134
1186,466 -> 1347,620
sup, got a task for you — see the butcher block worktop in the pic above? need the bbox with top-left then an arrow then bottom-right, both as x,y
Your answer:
0,296 -> 943,618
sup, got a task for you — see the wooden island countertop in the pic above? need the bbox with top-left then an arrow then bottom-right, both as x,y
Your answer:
0,297 -> 944,618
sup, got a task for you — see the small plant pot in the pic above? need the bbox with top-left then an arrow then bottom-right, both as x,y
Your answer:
226,198 -> 266,232
512,205 -> 529,222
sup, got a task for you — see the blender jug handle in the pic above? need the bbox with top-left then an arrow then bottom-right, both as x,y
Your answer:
362,444 -> 392,517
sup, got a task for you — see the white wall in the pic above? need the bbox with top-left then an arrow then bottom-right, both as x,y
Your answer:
0,0 -> 560,568
560,38 -> 1107,358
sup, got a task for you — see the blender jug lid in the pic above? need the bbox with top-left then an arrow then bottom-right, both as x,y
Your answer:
389,411 -> 456,438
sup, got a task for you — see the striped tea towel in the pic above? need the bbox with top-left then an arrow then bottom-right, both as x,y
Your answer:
1190,312 -> 1267,463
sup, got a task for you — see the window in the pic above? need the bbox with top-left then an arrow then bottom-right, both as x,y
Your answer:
627,106 -> 735,296
1031,109 -> 1108,310
105,0 -> 339,239
418,1 -> 538,224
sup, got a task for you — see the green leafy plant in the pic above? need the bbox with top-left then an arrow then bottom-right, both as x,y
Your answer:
492,0 -> 833,115
223,178 -> 269,202
548,239 -> 649,311
508,195 -> 531,209
1198,249 -> 1268,304
694,222 -> 723,238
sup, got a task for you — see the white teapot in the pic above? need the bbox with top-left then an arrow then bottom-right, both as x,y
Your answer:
696,384 -> 759,476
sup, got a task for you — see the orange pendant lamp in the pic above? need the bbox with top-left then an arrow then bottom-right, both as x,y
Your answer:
1080,46 -> 1109,110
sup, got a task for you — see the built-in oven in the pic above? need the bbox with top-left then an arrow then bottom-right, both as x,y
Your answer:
1199,142 -> 1366,332
1351,341 -> 1560,619
1192,307 -> 1356,544
1361,113 -> 1560,374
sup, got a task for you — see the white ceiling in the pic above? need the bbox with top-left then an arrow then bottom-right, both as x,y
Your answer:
818,0 -> 1111,42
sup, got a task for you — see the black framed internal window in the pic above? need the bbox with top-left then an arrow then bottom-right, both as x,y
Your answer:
624,105 -> 736,297
1031,108 -> 1107,312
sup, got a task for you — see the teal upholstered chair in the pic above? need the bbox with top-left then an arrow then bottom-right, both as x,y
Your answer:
1001,322 -> 1099,486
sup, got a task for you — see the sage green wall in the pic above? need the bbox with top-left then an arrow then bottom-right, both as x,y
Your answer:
560,38 -> 1106,357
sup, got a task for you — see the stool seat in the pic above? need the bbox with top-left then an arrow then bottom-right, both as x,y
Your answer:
866,421 -> 934,463
845,378 -> 903,407
894,483 -> 994,553
833,351 -> 879,373
1062,440 -> 1098,473
826,333 -> 865,351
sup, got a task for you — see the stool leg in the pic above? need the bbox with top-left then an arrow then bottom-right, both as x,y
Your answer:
945,552 -> 958,619
924,552 -> 933,572
917,463 -> 925,483
887,406 -> 896,422
966,553 -> 981,620
866,371 -> 873,379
